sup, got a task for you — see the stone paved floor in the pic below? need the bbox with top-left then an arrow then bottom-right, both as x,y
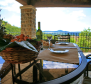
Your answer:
83,52 -> 91,56
1,52 -> 91,84
1,62 -> 34,84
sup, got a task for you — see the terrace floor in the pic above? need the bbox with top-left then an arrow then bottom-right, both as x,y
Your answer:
1,52 -> 91,84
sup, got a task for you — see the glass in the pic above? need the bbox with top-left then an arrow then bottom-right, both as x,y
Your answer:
57,34 -> 61,42
42,60 -> 79,82
47,34 -> 52,50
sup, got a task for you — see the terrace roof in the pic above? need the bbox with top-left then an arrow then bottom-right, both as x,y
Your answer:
16,0 -> 91,7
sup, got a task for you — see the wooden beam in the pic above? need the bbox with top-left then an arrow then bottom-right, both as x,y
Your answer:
16,0 -> 27,5
35,4 -> 91,7
16,0 -> 91,7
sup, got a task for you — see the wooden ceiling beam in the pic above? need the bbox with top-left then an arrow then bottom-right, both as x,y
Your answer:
16,0 -> 27,5
15,0 -> 91,7
35,5 -> 91,7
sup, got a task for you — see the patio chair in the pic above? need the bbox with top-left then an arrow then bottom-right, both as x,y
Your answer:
54,34 -> 70,43
84,54 -> 91,77
83,54 -> 91,84
83,76 -> 91,84
82,51 -> 91,84
79,47 -> 91,77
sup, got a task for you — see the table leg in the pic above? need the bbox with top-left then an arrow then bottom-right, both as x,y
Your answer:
13,64 -> 16,75
11,63 -> 14,84
87,64 -> 88,77
40,59 -> 43,67
65,68 -> 68,74
18,64 -> 22,80
39,60 -> 43,82
33,64 -> 37,83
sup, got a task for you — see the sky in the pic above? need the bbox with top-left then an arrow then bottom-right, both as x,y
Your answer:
0,0 -> 91,32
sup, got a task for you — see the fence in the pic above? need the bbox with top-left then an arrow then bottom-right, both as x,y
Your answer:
8,32 -> 91,52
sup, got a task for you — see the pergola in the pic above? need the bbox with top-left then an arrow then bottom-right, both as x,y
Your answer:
16,0 -> 91,7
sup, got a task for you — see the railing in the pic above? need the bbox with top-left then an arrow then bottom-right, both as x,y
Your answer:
43,32 -> 91,52
8,32 -> 91,52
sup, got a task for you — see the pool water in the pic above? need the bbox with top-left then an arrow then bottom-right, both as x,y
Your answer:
0,56 -> 5,69
0,56 -> 5,82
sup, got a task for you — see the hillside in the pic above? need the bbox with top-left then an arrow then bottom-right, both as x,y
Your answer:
1,20 -> 21,34
1,20 -> 81,36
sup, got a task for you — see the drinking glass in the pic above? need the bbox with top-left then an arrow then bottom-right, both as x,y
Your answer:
57,34 -> 61,42
47,34 -> 52,50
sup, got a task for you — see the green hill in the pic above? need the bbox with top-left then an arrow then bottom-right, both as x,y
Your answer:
1,20 -> 21,35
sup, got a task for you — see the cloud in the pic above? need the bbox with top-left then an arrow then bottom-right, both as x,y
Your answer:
0,0 -> 14,6
36,8 -> 90,32
4,14 -> 21,27
0,1 -> 91,32
69,10 -> 86,21
0,0 -> 22,13
0,0 -> 22,27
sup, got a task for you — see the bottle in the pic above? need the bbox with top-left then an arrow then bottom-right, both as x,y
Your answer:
36,22 -> 42,41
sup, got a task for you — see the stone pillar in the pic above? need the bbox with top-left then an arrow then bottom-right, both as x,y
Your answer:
20,5 -> 36,39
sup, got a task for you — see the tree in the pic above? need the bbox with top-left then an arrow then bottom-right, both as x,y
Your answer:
77,27 -> 91,52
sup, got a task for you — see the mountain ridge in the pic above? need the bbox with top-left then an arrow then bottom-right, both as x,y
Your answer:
43,30 -> 81,33
43,30 -> 81,36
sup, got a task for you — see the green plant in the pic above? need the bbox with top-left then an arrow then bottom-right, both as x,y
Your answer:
0,26 -> 6,37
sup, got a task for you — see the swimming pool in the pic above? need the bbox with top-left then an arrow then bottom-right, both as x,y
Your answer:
0,56 -> 5,82
0,56 -> 5,69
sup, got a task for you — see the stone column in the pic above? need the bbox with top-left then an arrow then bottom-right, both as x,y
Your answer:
20,5 -> 36,39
